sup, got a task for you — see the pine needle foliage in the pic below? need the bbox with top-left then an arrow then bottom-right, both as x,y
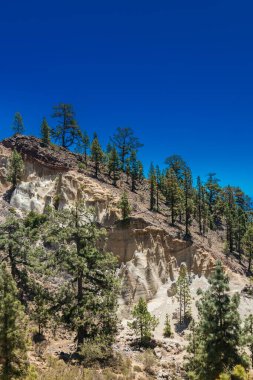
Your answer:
0,264 -> 29,380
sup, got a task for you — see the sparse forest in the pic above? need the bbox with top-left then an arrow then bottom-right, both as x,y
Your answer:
0,105 -> 252,379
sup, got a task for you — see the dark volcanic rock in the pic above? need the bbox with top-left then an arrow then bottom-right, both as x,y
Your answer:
2,134 -> 80,171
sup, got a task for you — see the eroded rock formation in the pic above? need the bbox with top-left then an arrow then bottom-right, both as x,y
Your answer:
0,136 -> 215,310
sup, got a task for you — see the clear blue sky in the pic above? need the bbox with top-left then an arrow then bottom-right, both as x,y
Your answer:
0,1 -> 252,195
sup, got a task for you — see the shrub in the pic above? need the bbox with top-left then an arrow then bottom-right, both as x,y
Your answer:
163,314 -> 173,337
141,349 -> 157,375
80,337 -> 113,365
231,365 -> 248,380
78,162 -> 86,170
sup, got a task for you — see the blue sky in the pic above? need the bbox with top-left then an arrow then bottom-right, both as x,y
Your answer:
0,0 -> 252,195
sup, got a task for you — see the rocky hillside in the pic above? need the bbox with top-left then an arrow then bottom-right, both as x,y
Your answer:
0,135 -> 252,379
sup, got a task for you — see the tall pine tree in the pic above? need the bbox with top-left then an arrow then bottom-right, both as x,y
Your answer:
183,167 -> 193,237
12,112 -> 25,135
242,224 -> 253,272
90,134 -> 103,178
0,264 -> 29,379
165,167 -> 182,225
51,103 -> 81,148
111,127 -> 143,170
148,163 -> 156,211
176,263 -> 191,324
40,117 -> 51,146
7,149 -> 24,189
108,146 -> 120,186
187,261 -> 244,380
43,204 -> 119,347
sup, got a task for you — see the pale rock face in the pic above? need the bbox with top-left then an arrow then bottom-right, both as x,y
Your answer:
0,150 -> 215,311
9,160 -> 120,224
106,220 -> 215,311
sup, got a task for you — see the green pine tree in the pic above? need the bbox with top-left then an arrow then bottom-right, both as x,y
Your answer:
243,314 -> 253,366
111,127 -> 143,170
127,150 -> 139,192
138,160 -> 144,183
165,167 -> 182,225
165,155 -> 187,184
76,130 -> 90,164
155,165 -> 165,212
108,146 -> 120,186
7,149 -> 24,188
51,103 -> 81,148
206,173 -> 221,229
224,186 -> 237,254
0,264 -> 29,379
128,297 -> 158,346
12,112 -> 25,135
183,167 -> 193,237
0,215 -> 44,301
44,204 -> 119,348
235,207 -> 247,262
118,191 -> 131,220
163,314 -> 172,337
196,176 -> 204,234
40,117 -> 51,146
148,163 -> 157,211
242,224 -> 253,272
187,261 -> 244,380
90,134 -> 104,178
176,263 -> 191,324
32,286 -> 50,336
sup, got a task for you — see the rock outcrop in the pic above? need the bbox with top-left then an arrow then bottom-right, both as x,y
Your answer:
0,135 -> 216,310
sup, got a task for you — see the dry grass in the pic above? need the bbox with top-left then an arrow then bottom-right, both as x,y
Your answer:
34,355 -> 143,380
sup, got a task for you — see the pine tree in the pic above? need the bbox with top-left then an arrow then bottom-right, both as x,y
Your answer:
44,204 -> 119,348
163,314 -> 172,337
12,112 -> 25,135
195,177 -> 209,236
224,186 -> 237,254
206,173 -> 221,229
176,263 -> 191,324
76,130 -> 90,164
183,167 -> 193,237
165,155 -> 187,183
51,103 -> 81,148
128,297 -> 158,346
155,166 -> 165,212
0,264 -> 29,379
90,134 -> 103,178
148,163 -> 156,211
138,161 -> 144,183
7,149 -> 24,188
243,314 -> 253,366
242,224 -> 253,272
108,146 -> 120,186
40,117 -> 51,146
196,176 -> 203,234
165,167 -> 182,225
187,261 -> 244,380
0,215 -> 41,300
235,207 -> 247,262
111,127 -> 143,170
128,150 -> 140,192
32,287 -> 49,335
118,191 -> 131,220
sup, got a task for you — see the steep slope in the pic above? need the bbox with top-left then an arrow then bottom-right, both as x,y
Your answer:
0,135 -> 217,303
0,135 -> 252,379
